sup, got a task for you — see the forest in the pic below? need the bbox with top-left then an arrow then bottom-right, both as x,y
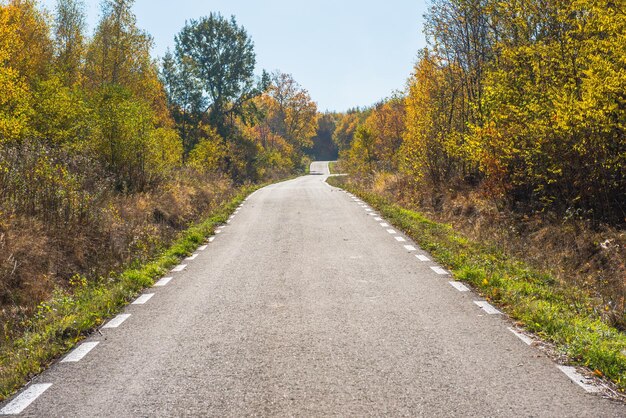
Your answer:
335,0 -> 626,327
0,0 -> 323,328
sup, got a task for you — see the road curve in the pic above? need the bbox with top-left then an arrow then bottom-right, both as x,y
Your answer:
2,161 -> 623,416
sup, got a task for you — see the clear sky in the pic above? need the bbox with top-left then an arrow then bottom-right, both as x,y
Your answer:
39,0 -> 428,112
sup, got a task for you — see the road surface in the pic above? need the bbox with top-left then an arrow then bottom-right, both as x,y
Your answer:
2,161 -> 623,416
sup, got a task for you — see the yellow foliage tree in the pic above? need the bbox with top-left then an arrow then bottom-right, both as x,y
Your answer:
0,2 -> 31,143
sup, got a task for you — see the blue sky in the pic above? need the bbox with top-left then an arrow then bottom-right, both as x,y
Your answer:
39,0 -> 428,112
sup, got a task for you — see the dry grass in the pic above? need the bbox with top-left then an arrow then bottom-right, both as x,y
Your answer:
368,172 -> 626,329
0,170 -> 237,339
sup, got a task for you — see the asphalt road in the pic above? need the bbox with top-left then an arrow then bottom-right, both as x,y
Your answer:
2,161 -> 624,416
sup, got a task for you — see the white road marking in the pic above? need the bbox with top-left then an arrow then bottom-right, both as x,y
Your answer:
395,236 -> 406,242
416,254 -> 430,262
387,229 -> 397,234
404,245 -> 417,251
365,209 -> 373,212
430,266 -> 449,275
226,220 -> 231,224
374,217 -> 382,221
61,342 -> 99,363
154,277 -> 173,287
102,314 -> 131,329
380,223 -> 389,227
171,264 -> 187,272
215,230 -> 222,234
185,254 -> 198,261
449,281 -> 470,292
557,366 -> 602,393
0,383 -> 52,415
473,301 -> 502,315
132,293 -> 154,305
208,236 -> 215,242
508,327 -> 533,345
368,213 -> 378,216
198,245 -> 208,251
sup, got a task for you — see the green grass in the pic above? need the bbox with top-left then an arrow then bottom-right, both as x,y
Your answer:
328,177 -> 626,390
0,184 -> 259,401
328,161 -> 337,174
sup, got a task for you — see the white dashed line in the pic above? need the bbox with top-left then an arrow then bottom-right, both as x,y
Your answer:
365,209 -> 373,212
449,281 -> 469,292
416,254 -> 430,262
374,217 -> 382,221
473,301 -> 501,315
215,229 -> 222,234
208,236 -> 215,242
171,264 -> 187,272
394,236 -> 406,242
430,266 -> 449,275
198,245 -> 208,251
61,342 -> 99,363
102,314 -> 131,329
404,245 -> 417,251
154,277 -> 173,287
508,327 -> 533,345
557,366 -> 602,393
0,383 -> 52,415
368,213 -> 378,216
185,254 -> 198,261
380,223 -> 389,227
132,293 -> 154,305
386,229 -> 397,234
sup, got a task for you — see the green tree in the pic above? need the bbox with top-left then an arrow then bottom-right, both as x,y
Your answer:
160,50 -> 206,157
173,13 -> 257,136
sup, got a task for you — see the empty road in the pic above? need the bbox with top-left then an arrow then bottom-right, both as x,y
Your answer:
2,161 -> 623,416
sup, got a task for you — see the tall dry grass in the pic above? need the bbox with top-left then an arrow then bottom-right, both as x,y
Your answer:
364,171 -> 626,329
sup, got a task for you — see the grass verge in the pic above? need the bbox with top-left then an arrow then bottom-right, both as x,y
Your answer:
328,176 -> 626,390
0,184 -> 259,401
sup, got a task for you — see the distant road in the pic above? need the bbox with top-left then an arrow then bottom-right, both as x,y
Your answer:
2,161 -> 623,416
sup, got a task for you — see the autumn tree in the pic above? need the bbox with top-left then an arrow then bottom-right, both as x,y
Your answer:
3,0 -> 53,85
332,108 -> 371,152
266,72 -> 318,150
402,49 -> 466,189
363,96 -> 405,172
0,1 -> 31,143
52,0 -> 85,86
84,0 -> 181,191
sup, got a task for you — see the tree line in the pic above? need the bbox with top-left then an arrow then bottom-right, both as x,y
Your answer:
337,0 -> 625,225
